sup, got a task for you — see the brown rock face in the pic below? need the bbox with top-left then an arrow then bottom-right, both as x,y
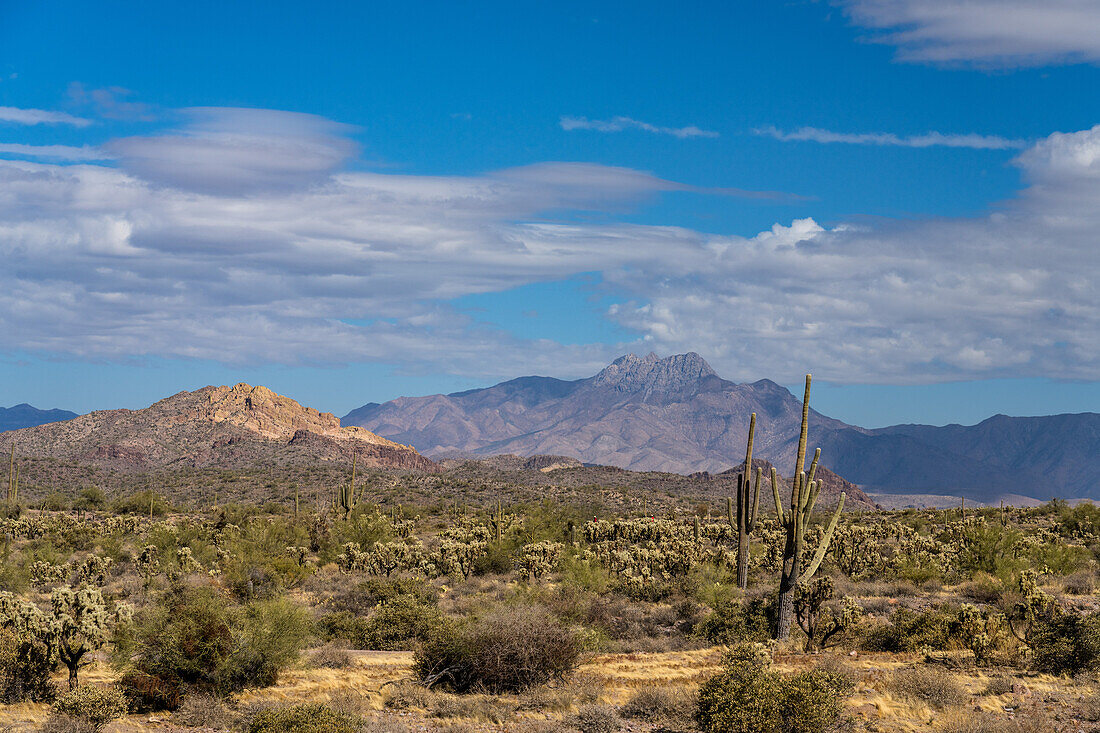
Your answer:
0,383 -> 436,473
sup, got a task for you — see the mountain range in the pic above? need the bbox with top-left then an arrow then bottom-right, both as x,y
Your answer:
0,383 -> 435,472
344,353 -> 1100,502
0,404 -> 78,432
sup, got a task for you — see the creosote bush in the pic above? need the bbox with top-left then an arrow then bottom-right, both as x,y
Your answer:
695,643 -> 852,733
413,604 -> 581,693
52,685 -> 128,731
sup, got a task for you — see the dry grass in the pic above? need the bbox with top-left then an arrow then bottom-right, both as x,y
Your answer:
1,647 -> 1099,733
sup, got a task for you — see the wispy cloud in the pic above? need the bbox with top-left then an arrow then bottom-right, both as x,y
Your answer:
842,0 -> 1100,68
0,143 -> 108,160
560,115 -> 719,139
755,125 -> 1026,150
0,106 -> 91,127
1,104 -> 1100,386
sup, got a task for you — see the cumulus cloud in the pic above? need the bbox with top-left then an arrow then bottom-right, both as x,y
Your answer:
560,115 -> 719,139
0,106 -> 91,127
755,125 -> 1026,150
842,0 -> 1100,67
0,105 -> 1098,385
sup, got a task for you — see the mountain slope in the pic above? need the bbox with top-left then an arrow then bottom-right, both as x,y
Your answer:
1,383 -> 436,472
344,353 -> 1099,501
0,404 -> 78,432
346,353 -> 854,474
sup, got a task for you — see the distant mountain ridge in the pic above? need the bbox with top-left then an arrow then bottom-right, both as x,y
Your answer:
0,404 -> 78,432
344,353 -> 1100,502
1,383 -> 436,472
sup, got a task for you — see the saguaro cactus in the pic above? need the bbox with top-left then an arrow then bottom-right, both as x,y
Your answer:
337,455 -> 359,519
732,413 -> 762,588
773,375 -> 846,640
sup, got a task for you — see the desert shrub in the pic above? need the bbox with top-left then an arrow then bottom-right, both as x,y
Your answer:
111,491 -> 168,516
133,584 -> 235,690
695,597 -> 773,644
383,681 -> 434,710
430,693 -> 513,723
0,626 -> 56,702
567,704 -> 621,733
41,493 -> 71,511
318,595 -> 444,650
983,675 -> 1015,696
888,667 -> 966,708
117,669 -> 183,712
173,692 -> 235,729
1029,612 -> 1100,675
695,643 -> 852,733
131,583 -> 308,699
52,685 -> 128,731
72,487 -> 107,513
246,702 -> 360,733
1063,571 -> 1096,595
860,607 -> 955,652
40,714 -> 95,733
413,604 -> 581,693
617,686 -> 693,724
216,596 -> 310,691
308,643 -> 354,669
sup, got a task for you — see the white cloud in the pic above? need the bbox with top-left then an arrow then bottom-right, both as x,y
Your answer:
104,107 -> 358,194
0,106 -> 91,127
842,0 -> 1100,67
560,115 -> 719,139
756,125 -> 1026,150
0,106 -> 1098,385
0,143 -> 108,160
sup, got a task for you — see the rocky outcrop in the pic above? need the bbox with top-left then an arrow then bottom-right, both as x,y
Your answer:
0,383 -> 435,473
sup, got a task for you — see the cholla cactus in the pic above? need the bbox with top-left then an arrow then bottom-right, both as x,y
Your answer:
76,555 -> 113,586
435,538 -> 487,579
515,541 -> 563,581
52,585 -> 112,689
336,541 -> 370,573
176,547 -> 201,575
136,545 -> 160,582
285,546 -> 309,567
30,560 -> 70,587
794,577 -> 864,651
1006,569 -> 1059,644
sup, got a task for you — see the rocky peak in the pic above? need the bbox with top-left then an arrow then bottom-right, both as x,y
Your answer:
592,352 -> 717,394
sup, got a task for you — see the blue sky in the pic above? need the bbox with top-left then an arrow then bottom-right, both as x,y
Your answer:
1,0 -> 1099,427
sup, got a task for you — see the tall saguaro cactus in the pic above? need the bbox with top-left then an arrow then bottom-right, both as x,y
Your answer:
337,455 -> 359,519
773,375 -> 846,640
6,444 -> 16,504
732,413 -> 762,588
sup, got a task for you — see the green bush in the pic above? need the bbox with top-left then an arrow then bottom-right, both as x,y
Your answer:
413,604 -> 580,693
130,583 -> 308,699
1029,612 -> 1100,675
319,595 -> 445,650
695,644 -> 851,733
71,487 -> 107,513
861,607 -> 956,652
246,702 -> 360,733
52,685 -> 128,731
41,493 -> 70,512
111,491 -> 168,516
695,597 -> 773,645
0,627 -> 57,703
